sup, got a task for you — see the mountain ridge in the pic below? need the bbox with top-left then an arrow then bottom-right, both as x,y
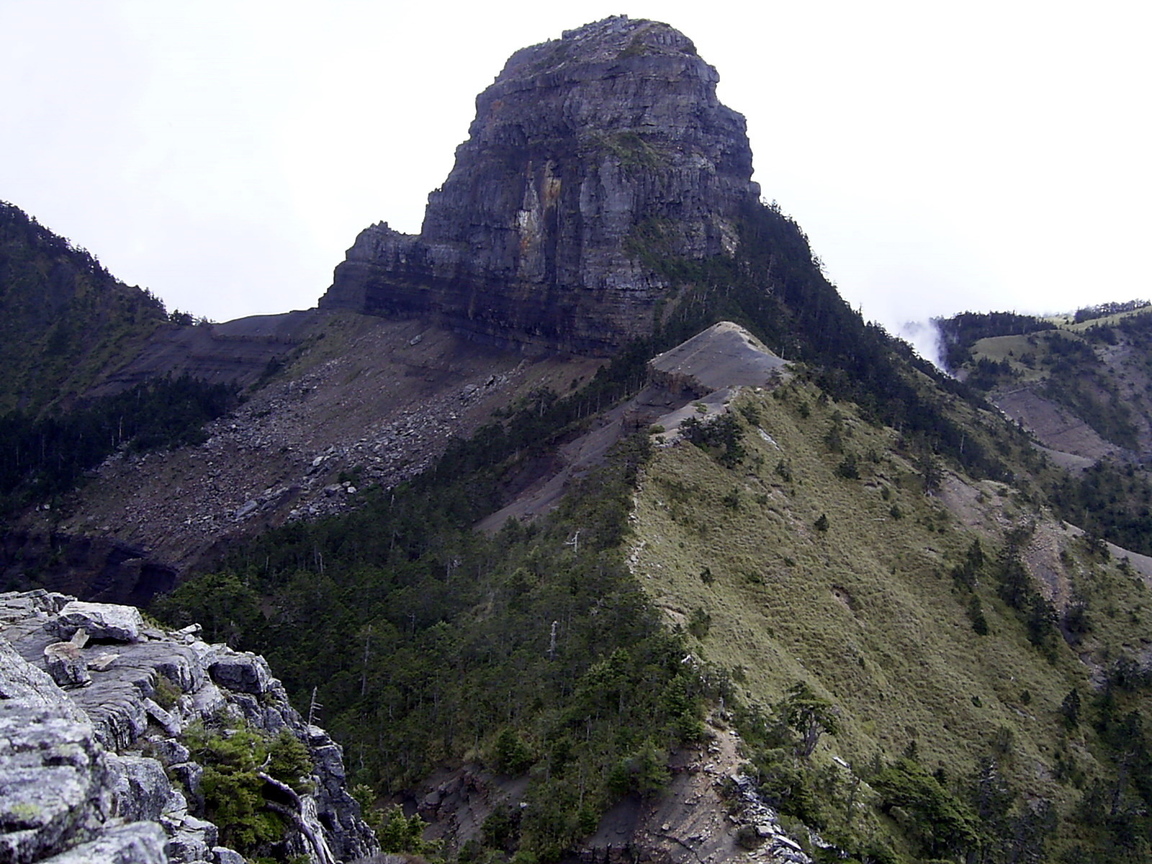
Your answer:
0,200 -> 170,414
5,15 -> 1152,864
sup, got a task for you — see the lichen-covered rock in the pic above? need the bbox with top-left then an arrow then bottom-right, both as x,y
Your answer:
0,638 -> 87,722
106,754 -> 174,823
37,822 -> 167,864
321,16 -> 759,355
0,697 -> 110,863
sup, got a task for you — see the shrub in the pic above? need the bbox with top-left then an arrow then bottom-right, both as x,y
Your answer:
606,745 -> 670,798
967,595 -> 989,635
493,726 -> 535,774
680,413 -> 746,467
835,454 -> 859,479
152,673 -> 182,710
749,747 -> 824,828
184,718 -> 314,853
872,758 -> 979,857
376,805 -> 437,855
483,806 -> 521,851
687,607 -> 712,640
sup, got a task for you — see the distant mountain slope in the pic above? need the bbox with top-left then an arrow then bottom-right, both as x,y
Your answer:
0,200 -> 172,412
939,305 -> 1152,557
938,303 -> 1152,460
23,313 -> 603,575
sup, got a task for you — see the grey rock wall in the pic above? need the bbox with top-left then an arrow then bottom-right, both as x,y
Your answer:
0,590 -> 377,864
321,16 -> 759,355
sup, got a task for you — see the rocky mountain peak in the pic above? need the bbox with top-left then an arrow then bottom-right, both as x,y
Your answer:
320,16 -> 759,354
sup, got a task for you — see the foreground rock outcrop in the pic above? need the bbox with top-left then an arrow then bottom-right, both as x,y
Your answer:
321,16 -> 759,354
0,590 -> 377,864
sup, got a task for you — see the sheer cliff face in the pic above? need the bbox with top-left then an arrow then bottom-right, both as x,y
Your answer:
321,16 -> 759,354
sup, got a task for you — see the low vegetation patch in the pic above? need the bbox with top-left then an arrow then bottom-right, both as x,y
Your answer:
183,715 -> 314,857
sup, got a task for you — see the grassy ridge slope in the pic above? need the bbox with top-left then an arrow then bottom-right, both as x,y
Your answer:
632,377 -> 1152,858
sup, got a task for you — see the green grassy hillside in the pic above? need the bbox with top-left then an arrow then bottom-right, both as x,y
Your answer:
633,377 -> 1152,860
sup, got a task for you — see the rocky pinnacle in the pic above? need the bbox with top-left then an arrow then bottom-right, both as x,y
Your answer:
320,16 -> 760,354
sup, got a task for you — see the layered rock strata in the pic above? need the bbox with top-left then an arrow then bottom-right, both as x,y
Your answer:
0,590 -> 377,864
321,16 -> 759,354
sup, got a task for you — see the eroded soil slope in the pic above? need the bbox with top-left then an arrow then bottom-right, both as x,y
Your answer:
19,312 -> 601,572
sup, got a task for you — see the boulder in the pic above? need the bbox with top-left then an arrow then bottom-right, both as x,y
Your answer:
54,601 -> 145,643
143,698 -> 182,737
150,739 -> 191,767
211,847 -> 244,864
206,652 -> 271,695
45,640 -> 92,688
107,754 -> 173,823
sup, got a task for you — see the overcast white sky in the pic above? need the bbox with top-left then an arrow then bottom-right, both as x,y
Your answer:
1,0 -> 1148,357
